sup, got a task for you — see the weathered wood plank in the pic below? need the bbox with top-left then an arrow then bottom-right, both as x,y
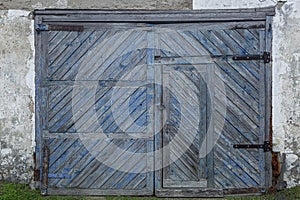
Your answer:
264,16 -> 273,189
48,188 -> 153,196
34,8 -> 275,23
163,179 -> 207,188
156,188 -> 223,197
206,64 -> 215,188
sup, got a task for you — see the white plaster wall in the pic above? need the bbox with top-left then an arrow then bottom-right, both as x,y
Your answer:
0,10 -> 35,183
193,0 -> 279,9
272,0 -> 300,187
194,0 -> 300,188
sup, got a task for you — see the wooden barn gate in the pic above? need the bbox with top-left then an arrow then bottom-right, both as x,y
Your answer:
34,8 -> 274,197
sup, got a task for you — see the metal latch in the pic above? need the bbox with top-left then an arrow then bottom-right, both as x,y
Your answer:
233,141 -> 271,152
232,52 -> 271,64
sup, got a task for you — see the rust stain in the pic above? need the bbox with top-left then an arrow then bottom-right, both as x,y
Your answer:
270,105 -> 273,150
41,145 -> 49,195
271,151 -> 281,192
269,104 -> 281,192
33,152 -> 40,181
224,187 -> 262,195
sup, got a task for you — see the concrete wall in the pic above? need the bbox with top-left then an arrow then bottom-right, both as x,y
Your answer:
272,0 -> 300,188
0,0 -> 192,10
0,10 -> 34,183
0,0 -> 299,189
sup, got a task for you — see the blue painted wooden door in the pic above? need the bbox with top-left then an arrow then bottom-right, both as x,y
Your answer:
41,29 -> 155,195
36,21 -> 271,196
155,25 -> 270,195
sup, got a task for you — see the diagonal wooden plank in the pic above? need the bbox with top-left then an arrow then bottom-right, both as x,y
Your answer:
48,31 -> 72,54
49,31 -> 95,80
70,139 -> 124,188
191,30 -> 223,56
161,31 -> 205,56
212,30 -> 247,55
214,146 -> 249,188
214,101 -> 259,146
49,31 -> 92,68
215,86 -> 260,131
49,32 -> 82,66
49,139 -> 100,187
230,29 -> 259,54
49,86 -> 97,132
238,60 -> 260,80
101,43 -> 148,81
60,31 -> 112,80
93,140 -> 146,189
214,110 -> 259,161
169,147 -> 198,180
81,139 -> 144,188
48,31 -> 59,43
215,123 -> 260,176
215,61 -> 259,102
199,30 -> 234,55
83,31 -> 146,80
67,29 -> 123,80
65,138 -> 113,188
49,138 -> 78,168
160,32 -> 191,57
215,142 -> 259,186
214,66 -> 259,115
70,86 -> 113,132
179,30 -> 210,56
108,155 -> 146,189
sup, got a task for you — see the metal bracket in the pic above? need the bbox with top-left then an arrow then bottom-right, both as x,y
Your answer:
232,52 -> 271,63
36,24 -> 49,33
233,141 -> 271,152
36,24 -> 84,33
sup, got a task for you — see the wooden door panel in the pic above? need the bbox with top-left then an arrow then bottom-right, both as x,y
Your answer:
162,64 -> 208,188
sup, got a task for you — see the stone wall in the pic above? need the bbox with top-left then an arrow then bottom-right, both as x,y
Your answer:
0,0 -> 299,189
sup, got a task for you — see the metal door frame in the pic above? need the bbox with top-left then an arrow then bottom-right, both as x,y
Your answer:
34,8 -> 274,197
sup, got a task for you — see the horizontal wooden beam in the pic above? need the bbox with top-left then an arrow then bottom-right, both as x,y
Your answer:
43,131 -> 153,139
156,188 -> 224,197
34,7 -> 275,23
47,188 -> 153,196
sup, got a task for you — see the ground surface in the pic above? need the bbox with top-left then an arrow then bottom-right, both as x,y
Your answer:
0,182 -> 299,200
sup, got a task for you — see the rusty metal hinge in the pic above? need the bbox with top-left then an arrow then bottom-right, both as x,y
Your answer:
233,141 -> 271,152
36,24 -> 84,32
232,52 -> 271,63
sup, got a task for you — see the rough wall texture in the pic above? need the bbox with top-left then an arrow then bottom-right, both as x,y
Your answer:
272,0 -> 300,188
193,0 -> 280,9
0,0 -> 299,189
0,10 -> 35,183
0,0 -> 192,10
